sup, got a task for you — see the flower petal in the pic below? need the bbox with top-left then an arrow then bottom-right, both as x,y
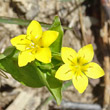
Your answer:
61,47 -> 77,65
85,62 -> 104,79
72,72 -> 88,93
39,30 -> 59,47
27,20 -> 42,42
55,64 -> 73,80
11,35 -> 30,51
18,50 -> 35,67
35,48 -> 51,63
78,44 -> 94,64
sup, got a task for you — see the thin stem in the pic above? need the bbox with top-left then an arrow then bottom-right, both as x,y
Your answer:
0,16 -> 74,30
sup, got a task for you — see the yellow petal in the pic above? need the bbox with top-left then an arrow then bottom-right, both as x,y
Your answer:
85,62 -> 104,79
39,30 -> 59,47
61,47 -> 77,65
18,50 -> 35,67
27,20 -> 42,42
78,44 -> 94,64
72,72 -> 88,93
11,35 -> 30,51
55,64 -> 73,80
35,48 -> 51,63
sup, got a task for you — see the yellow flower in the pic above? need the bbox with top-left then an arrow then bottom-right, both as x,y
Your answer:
11,20 -> 59,67
55,44 -> 104,93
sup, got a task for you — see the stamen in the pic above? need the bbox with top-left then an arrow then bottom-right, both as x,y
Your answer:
35,35 -> 39,39
30,42 -> 34,46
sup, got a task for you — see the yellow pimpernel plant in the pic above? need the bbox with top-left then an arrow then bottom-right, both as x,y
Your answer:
55,44 -> 104,93
11,20 -> 59,67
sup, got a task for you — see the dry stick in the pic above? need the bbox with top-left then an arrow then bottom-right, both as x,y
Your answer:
75,0 -> 87,45
101,6 -> 110,107
103,22 -> 110,106
79,7 -> 87,45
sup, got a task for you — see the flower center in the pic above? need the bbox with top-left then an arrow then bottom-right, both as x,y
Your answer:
75,65 -> 81,71
29,42 -> 39,48
70,57 -> 88,75
25,41 -> 40,54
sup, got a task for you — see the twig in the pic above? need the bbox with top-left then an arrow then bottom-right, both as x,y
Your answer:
101,3 -> 110,108
75,0 -> 87,45
103,22 -> 110,106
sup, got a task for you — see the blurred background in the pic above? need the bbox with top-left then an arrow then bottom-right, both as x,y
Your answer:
0,0 -> 110,110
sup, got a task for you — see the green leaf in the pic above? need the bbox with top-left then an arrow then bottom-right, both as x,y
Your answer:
50,16 -> 64,53
0,46 -> 15,60
34,59 -> 63,105
0,58 -> 44,87
32,64 -> 62,105
46,74 -> 62,104
0,54 -> 62,104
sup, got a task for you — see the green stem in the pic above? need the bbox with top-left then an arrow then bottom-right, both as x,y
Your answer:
0,16 -> 72,29
0,17 -> 30,26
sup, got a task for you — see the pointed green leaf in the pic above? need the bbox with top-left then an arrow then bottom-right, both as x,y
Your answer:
32,63 -> 62,105
50,16 -> 64,53
0,56 -> 62,104
0,58 -> 44,87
